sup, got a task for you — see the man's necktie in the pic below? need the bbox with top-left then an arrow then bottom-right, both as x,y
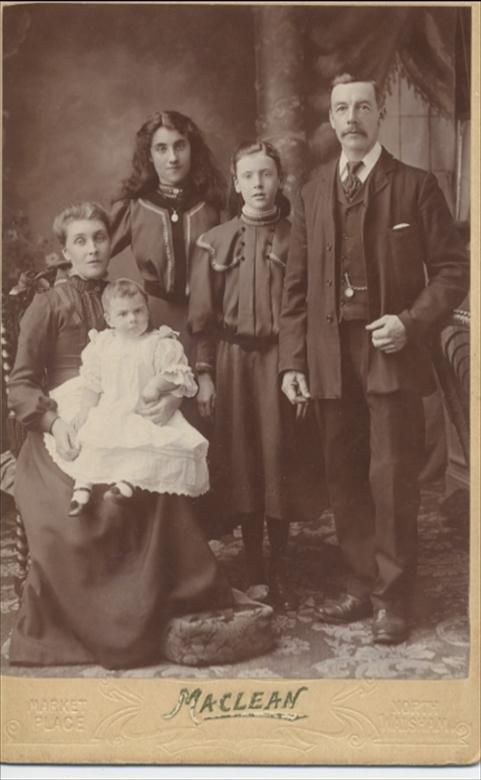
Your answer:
342,160 -> 364,201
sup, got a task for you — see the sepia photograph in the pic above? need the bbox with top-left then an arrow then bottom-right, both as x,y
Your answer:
1,1 -> 478,768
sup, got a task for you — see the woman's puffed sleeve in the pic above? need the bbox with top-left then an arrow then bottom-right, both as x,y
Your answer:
188,235 -> 217,374
153,335 -> 198,398
110,199 -> 132,258
8,292 -> 59,431
78,330 -> 104,393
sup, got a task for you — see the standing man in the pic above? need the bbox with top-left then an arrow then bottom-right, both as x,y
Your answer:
279,73 -> 469,644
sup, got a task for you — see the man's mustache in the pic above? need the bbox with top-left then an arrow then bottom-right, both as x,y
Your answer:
343,127 -> 367,136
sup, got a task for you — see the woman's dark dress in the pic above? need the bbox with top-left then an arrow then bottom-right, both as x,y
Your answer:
8,276 -> 231,669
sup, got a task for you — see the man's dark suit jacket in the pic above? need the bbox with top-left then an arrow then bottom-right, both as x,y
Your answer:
279,147 -> 469,398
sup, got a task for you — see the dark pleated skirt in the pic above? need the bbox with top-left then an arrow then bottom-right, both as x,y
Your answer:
211,342 -> 325,525
10,432 -> 232,669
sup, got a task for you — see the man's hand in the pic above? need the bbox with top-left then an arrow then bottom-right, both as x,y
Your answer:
51,418 -> 80,461
137,394 -> 182,425
197,373 -> 216,419
366,315 -> 407,353
281,370 -> 311,420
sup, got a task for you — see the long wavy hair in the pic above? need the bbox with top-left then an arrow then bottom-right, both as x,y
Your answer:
227,140 -> 291,218
115,111 -> 226,210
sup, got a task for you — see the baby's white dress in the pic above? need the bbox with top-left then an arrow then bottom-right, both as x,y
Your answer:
44,327 -> 209,496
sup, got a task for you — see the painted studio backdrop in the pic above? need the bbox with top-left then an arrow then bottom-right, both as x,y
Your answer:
3,5 -> 470,232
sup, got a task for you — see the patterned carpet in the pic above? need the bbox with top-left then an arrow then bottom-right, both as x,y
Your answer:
0,482 -> 469,680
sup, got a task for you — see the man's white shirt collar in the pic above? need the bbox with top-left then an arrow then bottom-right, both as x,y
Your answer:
339,142 -> 382,183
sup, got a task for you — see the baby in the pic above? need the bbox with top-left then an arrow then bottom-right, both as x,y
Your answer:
44,278 -> 209,515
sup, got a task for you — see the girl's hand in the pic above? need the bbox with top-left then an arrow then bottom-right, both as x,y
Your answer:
281,370 -> 310,420
137,393 -> 182,425
51,418 -> 80,461
197,373 -> 215,419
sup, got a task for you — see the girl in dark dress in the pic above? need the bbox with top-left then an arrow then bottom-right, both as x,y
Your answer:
110,113 -> 227,539
8,202 -> 232,670
110,111 -> 226,349
188,141 -> 304,611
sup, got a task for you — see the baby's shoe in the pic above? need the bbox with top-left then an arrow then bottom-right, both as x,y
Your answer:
69,487 -> 92,517
267,559 -> 299,612
104,481 -> 135,502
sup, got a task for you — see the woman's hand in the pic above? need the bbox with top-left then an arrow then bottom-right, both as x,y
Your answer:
137,393 -> 182,425
197,373 -> 215,419
51,418 -> 80,461
70,407 -> 90,434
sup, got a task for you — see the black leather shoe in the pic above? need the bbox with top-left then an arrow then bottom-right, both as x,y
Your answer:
372,608 -> 409,644
317,594 -> 372,624
267,573 -> 299,612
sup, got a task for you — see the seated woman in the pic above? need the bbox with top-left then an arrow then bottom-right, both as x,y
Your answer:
7,202 -> 234,670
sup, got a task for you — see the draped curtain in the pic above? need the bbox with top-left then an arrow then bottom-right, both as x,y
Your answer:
255,6 -> 464,177
305,6 -> 459,163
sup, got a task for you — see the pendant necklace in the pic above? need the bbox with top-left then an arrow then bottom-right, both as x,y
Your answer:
157,184 -> 182,223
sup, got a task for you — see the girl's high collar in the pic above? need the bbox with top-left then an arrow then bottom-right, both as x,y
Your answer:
240,205 -> 280,227
157,182 -> 187,202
